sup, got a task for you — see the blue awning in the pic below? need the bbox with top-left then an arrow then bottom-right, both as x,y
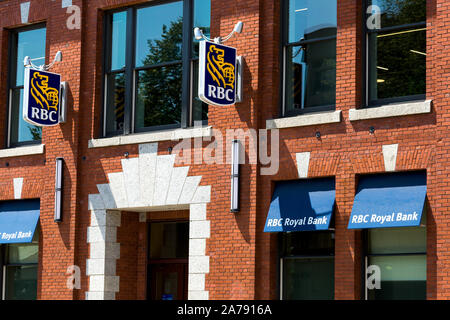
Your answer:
0,200 -> 40,244
264,178 -> 335,232
348,171 -> 427,229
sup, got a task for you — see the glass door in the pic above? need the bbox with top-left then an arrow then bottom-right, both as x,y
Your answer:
147,221 -> 188,300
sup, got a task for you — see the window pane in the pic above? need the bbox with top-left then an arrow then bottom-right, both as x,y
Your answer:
282,257 -> 334,300
149,222 -> 188,259
368,255 -> 426,300
192,0 -> 211,57
135,65 -> 182,129
192,60 -> 208,122
16,28 -> 46,86
105,72 -> 125,135
368,28 -> 426,102
368,226 -> 426,255
288,0 -> 337,43
111,11 -> 127,71
7,243 -> 39,264
10,88 -> 42,145
5,265 -> 38,300
285,40 -> 336,112
281,230 -> 334,257
136,2 -> 183,67
367,0 -> 426,29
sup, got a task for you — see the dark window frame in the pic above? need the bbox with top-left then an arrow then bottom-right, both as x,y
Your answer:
102,0 -> 207,138
280,0 -> 337,118
278,229 -> 335,300
362,226 -> 427,300
363,0 -> 427,108
6,23 -> 47,148
0,235 -> 40,300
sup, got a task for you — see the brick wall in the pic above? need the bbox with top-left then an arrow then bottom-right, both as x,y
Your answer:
0,0 -> 83,300
0,0 -> 448,300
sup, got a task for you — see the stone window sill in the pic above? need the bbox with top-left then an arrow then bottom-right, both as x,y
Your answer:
349,100 -> 432,121
0,144 -> 45,158
266,110 -> 341,129
88,126 -> 213,149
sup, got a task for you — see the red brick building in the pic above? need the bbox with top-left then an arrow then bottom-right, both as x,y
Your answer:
0,0 -> 448,300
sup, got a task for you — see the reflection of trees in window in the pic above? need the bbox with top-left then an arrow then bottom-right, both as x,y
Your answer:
28,126 -> 42,141
374,30 -> 425,100
376,0 -> 426,27
136,18 -> 183,128
114,74 -> 125,130
287,26 -> 336,112
367,0 -> 426,103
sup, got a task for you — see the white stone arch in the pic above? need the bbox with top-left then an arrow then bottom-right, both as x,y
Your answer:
86,143 -> 211,300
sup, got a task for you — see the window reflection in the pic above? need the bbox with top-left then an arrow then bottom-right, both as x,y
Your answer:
284,0 -> 336,114
136,65 -> 182,129
366,0 -> 426,104
368,0 -> 426,29
9,27 -> 46,146
369,29 -> 426,102
288,0 -> 337,43
135,2 -> 183,67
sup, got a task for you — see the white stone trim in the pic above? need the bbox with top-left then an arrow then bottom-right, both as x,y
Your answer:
179,176 -> 202,204
296,152 -> 310,178
87,225 -> 117,243
189,256 -> 210,274
89,242 -> 120,260
188,274 -> 205,291
121,158 -> 142,208
13,178 -> 24,200
266,110 -> 341,129
152,155 -> 176,206
189,239 -> 206,256
190,221 -> 211,239
85,291 -> 116,300
138,143 -> 158,207
189,204 -> 207,221
62,0 -> 72,8
0,144 -> 44,158
349,100 -> 431,121
86,258 -> 117,276
20,2 -> 30,24
88,126 -> 212,148
86,142 -> 211,300
382,144 -> 399,172
188,291 -> 209,300
89,275 -> 120,292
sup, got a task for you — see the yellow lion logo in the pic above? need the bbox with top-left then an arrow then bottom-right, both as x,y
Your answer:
30,72 -> 59,111
207,45 -> 235,90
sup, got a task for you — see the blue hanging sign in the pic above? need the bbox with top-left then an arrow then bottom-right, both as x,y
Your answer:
23,68 -> 61,126
198,41 -> 237,106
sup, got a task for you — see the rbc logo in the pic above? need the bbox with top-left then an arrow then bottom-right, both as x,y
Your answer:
198,41 -> 236,106
23,68 -> 61,126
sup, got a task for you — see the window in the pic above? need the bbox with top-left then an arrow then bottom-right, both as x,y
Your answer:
7,25 -> 46,147
147,222 -> 189,300
0,235 -> 39,300
149,222 -> 188,259
282,0 -> 337,116
280,230 -> 335,300
365,216 -> 426,300
365,0 -> 426,106
103,0 -> 210,137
